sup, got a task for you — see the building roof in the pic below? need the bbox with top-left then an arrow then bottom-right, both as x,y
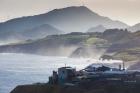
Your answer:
59,67 -> 75,70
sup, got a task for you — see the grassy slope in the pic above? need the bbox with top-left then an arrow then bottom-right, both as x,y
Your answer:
0,30 -> 140,62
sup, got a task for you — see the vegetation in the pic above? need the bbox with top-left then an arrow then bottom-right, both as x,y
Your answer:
112,47 -> 140,61
85,37 -> 107,46
0,29 -> 140,62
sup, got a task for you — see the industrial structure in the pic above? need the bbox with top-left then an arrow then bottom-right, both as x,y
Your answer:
48,63 -> 140,85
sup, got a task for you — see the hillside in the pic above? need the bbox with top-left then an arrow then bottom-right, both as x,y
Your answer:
0,6 -> 128,43
21,24 -> 63,39
0,32 -> 90,56
0,23 -> 63,42
0,32 -> 105,57
0,29 -> 140,62
128,23 -> 140,32
104,30 -> 140,61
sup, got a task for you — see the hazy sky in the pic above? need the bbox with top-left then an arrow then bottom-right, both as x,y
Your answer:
0,0 -> 140,26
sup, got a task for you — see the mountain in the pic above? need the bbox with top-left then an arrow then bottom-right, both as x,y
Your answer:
0,24 -> 63,45
87,25 -> 106,32
128,23 -> 140,32
0,6 -> 128,42
21,24 -> 63,39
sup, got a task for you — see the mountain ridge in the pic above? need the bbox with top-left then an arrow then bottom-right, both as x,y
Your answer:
0,6 -> 129,43
87,25 -> 106,32
128,23 -> 140,32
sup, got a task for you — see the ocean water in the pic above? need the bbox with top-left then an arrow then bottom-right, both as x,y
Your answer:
0,53 -> 94,93
0,53 -> 122,93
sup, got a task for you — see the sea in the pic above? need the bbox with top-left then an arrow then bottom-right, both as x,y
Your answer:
0,53 -> 122,93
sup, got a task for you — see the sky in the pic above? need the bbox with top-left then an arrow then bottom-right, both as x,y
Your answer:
0,0 -> 140,26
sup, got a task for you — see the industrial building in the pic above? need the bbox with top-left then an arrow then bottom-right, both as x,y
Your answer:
48,63 -> 140,85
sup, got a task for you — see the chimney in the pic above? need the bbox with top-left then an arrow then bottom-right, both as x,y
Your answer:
122,61 -> 125,70
119,64 -> 121,70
